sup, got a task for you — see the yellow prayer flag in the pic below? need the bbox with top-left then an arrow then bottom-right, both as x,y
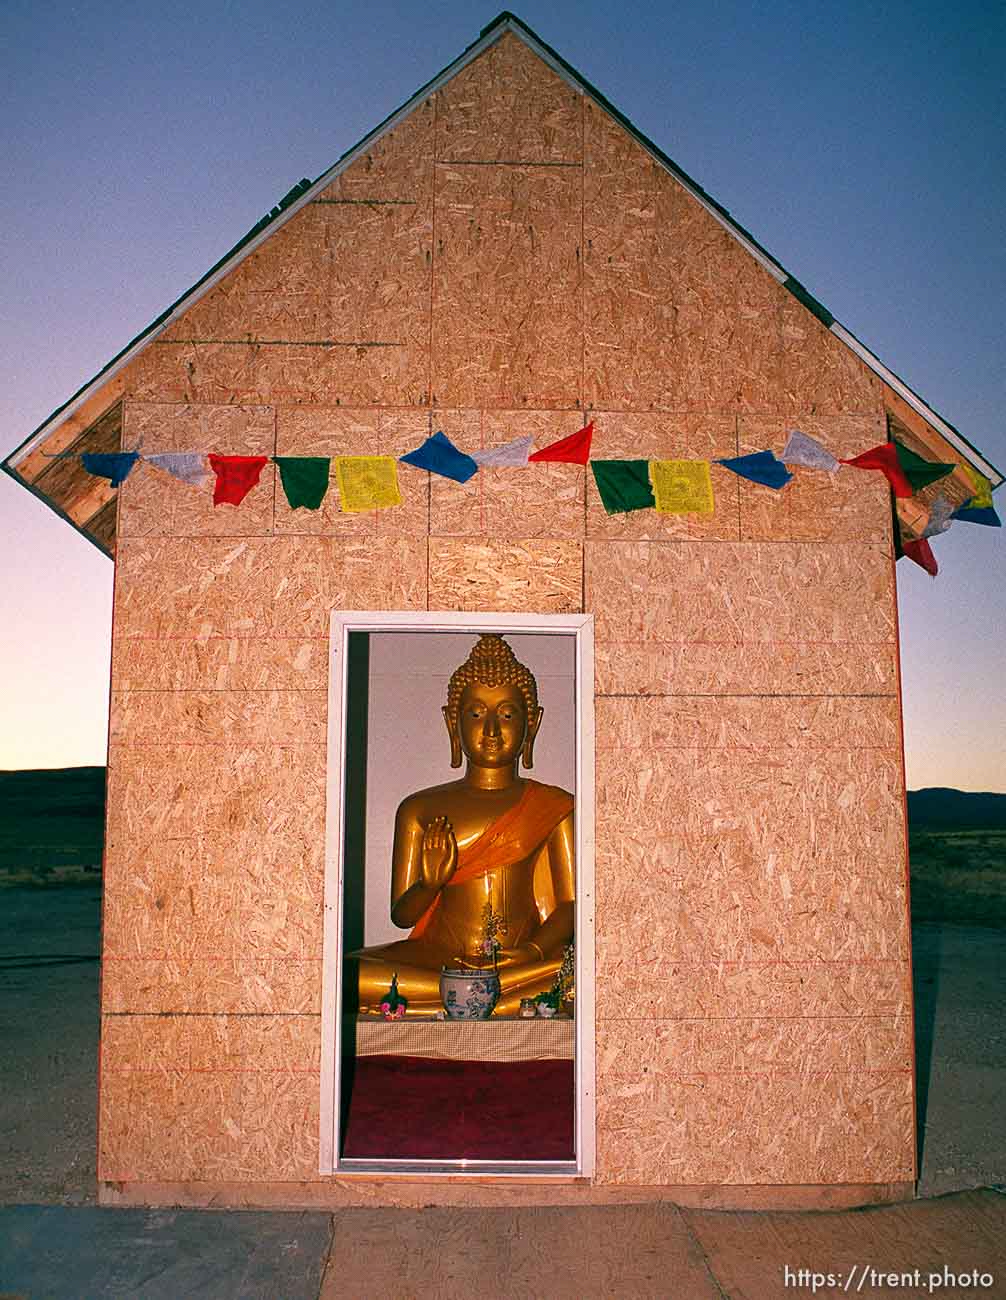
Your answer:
649,460 -> 715,514
962,464 -> 994,509
334,456 -> 402,512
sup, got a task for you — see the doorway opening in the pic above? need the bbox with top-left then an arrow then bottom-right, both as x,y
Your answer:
320,612 -> 595,1176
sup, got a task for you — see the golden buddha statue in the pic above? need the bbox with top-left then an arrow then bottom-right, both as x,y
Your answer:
348,633 -> 574,1017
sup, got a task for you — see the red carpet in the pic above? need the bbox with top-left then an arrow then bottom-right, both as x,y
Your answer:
341,1055 -> 574,1160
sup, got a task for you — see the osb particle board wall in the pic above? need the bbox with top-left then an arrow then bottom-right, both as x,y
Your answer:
99,31 -> 914,1195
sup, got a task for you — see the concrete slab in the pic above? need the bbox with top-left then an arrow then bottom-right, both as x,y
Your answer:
684,1189 -> 1006,1299
0,1206 -> 331,1300
3,1192 -> 1006,1299
321,1204 -> 722,1300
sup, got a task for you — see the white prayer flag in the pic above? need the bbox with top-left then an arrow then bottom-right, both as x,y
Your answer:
781,429 -> 839,473
145,452 -> 212,488
471,435 -> 535,467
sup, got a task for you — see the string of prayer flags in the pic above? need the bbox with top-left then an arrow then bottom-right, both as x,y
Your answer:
893,440 -> 956,493
145,451 -> 212,488
400,430 -> 478,483
274,456 -> 330,510
590,460 -> 655,514
840,442 -> 914,498
649,459 -> 715,514
208,453 -> 269,506
717,450 -> 792,490
56,427 -> 1004,577
902,537 -> 938,577
471,435 -> 535,467
781,429 -> 839,473
528,420 -> 593,465
335,456 -> 402,512
952,466 -> 1001,527
80,450 -> 140,487
920,493 -> 955,539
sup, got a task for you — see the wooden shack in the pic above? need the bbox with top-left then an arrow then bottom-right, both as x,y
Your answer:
5,12 -> 1002,1210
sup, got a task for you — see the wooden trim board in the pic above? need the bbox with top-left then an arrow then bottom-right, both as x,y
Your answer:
99,1178 -> 917,1211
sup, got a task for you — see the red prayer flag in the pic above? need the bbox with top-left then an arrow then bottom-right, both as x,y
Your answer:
902,537 -> 938,577
839,442 -> 914,498
209,454 -> 269,506
528,421 -> 594,465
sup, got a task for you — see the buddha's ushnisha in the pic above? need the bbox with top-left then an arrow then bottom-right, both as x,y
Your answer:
348,634 -> 575,1016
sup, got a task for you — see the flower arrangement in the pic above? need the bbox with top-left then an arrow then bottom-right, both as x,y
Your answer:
536,940 -> 575,1014
481,900 -> 506,968
459,900 -> 507,972
379,972 -> 407,1020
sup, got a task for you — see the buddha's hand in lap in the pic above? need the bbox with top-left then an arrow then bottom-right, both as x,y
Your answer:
495,944 -> 549,968
420,815 -> 458,891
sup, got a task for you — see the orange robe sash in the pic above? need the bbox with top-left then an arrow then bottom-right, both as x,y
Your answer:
409,780 -> 573,940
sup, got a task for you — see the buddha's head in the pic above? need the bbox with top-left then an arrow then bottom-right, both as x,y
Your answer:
443,634 -> 543,771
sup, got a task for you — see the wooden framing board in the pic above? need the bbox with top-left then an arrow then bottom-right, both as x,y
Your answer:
98,1177 -> 915,1211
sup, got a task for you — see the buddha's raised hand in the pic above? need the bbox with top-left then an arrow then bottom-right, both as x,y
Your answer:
420,815 -> 458,890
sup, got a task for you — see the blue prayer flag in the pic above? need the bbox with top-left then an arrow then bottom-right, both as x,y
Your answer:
952,503 -> 1001,528
80,451 -> 140,487
716,450 -> 793,490
399,430 -> 479,484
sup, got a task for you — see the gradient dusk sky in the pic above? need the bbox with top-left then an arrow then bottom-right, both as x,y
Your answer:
1,0 -> 1003,790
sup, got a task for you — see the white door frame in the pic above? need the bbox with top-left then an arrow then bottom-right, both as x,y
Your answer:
319,610 -> 596,1177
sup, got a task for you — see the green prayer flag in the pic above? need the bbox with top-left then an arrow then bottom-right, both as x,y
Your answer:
591,460 -> 655,515
274,456 -> 331,509
893,441 -> 955,493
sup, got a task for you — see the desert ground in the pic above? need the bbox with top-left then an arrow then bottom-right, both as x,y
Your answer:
2,772 -> 1003,1203
1,880 -> 1004,1204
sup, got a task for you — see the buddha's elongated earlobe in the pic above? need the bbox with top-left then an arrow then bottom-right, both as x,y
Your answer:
521,706 -> 544,769
442,705 -> 463,768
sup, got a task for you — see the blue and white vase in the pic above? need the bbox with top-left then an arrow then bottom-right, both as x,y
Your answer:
439,967 -> 501,1020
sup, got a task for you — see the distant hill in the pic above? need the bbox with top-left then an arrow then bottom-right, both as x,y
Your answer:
908,787 -> 1006,830
1,768 -> 1003,872
0,766 -> 105,869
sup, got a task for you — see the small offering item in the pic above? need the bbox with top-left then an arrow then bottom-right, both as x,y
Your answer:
533,941 -> 575,1018
379,973 -> 407,1021
519,998 -> 537,1018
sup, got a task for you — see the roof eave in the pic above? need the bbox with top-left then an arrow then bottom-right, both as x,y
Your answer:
4,9 -> 1001,490
1,459 -> 114,558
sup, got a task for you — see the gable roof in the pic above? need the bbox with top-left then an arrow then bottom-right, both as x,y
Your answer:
3,9 -> 1000,556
